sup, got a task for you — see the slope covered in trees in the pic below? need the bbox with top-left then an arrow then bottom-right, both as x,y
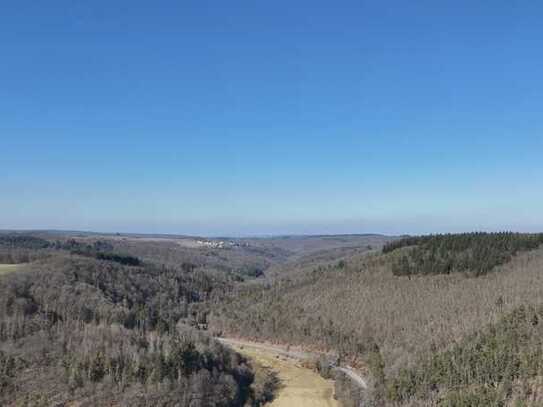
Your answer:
388,304 -> 543,405
384,232 -> 543,277
4,231 -> 543,405
211,235 -> 543,406
0,234 -> 276,406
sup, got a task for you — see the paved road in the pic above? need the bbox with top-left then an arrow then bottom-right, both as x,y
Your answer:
335,366 -> 368,389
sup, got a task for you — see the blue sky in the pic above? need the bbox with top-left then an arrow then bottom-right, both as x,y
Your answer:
2,1 -> 543,235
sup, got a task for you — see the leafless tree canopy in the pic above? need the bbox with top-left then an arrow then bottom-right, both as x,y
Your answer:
2,231 -> 543,406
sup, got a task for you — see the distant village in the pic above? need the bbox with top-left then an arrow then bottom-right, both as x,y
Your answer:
195,239 -> 249,249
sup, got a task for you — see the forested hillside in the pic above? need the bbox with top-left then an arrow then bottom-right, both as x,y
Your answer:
384,232 -> 543,277
211,232 -> 543,406
0,234 -> 275,406
388,304 -> 543,405
3,231 -> 543,406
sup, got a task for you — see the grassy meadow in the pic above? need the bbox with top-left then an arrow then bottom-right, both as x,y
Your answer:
0,263 -> 24,275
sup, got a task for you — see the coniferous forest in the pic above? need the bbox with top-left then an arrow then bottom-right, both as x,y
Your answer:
384,232 -> 543,276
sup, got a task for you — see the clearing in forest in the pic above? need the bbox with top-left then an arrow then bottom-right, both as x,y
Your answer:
0,264 -> 24,275
228,341 -> 338,407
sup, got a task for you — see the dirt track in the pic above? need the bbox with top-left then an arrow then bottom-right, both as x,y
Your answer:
223,340 -> 338,407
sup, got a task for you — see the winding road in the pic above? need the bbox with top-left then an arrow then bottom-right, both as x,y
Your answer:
217,338 -> 367,406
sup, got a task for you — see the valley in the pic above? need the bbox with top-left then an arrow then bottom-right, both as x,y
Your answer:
4,2 -> 539,405
1,231 -> 543,406
220,338 -> 339,407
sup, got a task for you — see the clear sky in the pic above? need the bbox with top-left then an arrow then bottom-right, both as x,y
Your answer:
2,1 -> 542,236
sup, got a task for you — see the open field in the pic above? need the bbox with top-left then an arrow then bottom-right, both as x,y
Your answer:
0,264 -> 24,275
224,339 -> 338,407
